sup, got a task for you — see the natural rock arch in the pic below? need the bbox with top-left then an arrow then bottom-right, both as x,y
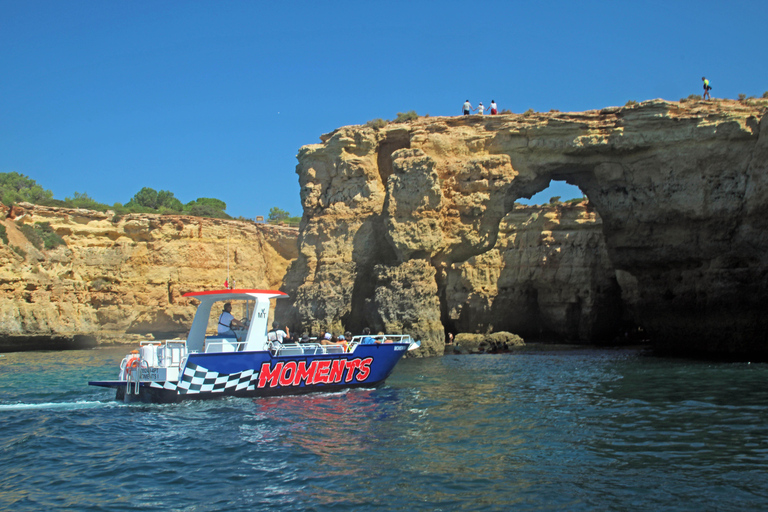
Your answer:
282,100 -> 768,357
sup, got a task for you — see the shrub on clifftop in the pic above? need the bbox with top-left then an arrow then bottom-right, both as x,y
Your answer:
366,118 -> 388,129
183,198 -> 231,219
126,187 -> 184,212
64,192 -> 111,211
393,111 -> 418,123
0,172 -> 53,206
0,173 -> 234,220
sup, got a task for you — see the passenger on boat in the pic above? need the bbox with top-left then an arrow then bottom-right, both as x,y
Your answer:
319,332 -> 335,345
268,321 -> 288,342
267,321 -> 289,350
360,327 -> 377,344
218,303 -> 246,338
319,332 -> 349,351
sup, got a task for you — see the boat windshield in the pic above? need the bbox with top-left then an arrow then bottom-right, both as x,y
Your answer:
209,299 -> 253,335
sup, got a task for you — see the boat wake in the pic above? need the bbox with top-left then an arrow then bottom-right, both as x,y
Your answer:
0,400 -> 118,412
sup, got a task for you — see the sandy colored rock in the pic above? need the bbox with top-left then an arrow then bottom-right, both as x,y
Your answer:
451,332 -> 525,354
280,99 -> 768,357
0,204 -> 297,347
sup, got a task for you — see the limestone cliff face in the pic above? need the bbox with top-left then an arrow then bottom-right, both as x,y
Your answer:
0,204 -> 297,348
279,99 -> 768,357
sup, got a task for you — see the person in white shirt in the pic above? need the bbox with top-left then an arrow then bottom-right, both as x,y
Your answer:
489,100 -> 498,115
218,303 -> 245,338
475,102 -> 485,115
267,321 -> 289,346
462,100 -> 472,115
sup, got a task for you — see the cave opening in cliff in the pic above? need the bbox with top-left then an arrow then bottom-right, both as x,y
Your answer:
515,180 -> 585,207
376,131 -> 410,186
435,173 -> 644,346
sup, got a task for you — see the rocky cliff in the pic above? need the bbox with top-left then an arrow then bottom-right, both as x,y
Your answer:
278,99 -> 768,358
0,204 -> 298,350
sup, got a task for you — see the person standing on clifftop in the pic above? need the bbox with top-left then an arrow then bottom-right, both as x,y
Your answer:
489,100 -> 498,115
702,77 -> 712,100
475,102 -> 486,115
462,99 -> 472,115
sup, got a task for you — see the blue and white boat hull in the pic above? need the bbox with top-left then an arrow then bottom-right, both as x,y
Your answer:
88,289 -> 420,403
90,342 -> 412,403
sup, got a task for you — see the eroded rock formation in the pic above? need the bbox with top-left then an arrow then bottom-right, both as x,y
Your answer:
0,203 -> 297,349
279,99 -> 768,357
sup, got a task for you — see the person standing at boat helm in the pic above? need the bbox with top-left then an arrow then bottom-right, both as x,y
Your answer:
218,302 -> 246,339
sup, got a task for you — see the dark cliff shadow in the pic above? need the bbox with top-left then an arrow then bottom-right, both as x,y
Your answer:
0,335 -> 98,353
346,213 -> 399,333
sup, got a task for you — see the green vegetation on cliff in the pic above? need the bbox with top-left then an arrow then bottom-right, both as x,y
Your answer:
0,173 -> 232,220
0,172 -> 54,205
268,207 -> 301,225
18,221 -> 65,250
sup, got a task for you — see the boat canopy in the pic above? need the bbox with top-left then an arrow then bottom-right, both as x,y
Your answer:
183,289 -> 288,352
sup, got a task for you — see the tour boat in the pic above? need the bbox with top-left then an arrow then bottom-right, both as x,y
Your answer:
89,289 -> 420,403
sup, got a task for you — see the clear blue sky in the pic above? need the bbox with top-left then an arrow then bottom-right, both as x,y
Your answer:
2,0 -> 766,218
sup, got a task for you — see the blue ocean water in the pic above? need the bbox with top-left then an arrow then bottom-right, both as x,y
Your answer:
1,347 -> 767,511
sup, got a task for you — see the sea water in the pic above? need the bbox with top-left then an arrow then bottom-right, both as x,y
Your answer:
1,347 -> 767,511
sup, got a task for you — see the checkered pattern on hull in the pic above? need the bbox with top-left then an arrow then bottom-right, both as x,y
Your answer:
148,362 -> 258,395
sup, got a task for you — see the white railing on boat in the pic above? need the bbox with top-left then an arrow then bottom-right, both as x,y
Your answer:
139,339 -> 187,367
273,334 -> 413,357
204,338 -> 247,353
273,342 -> 347,356
119,339 -> 188,383
349,334 -> 413,344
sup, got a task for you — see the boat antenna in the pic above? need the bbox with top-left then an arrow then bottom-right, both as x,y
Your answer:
226,228 -> 231,289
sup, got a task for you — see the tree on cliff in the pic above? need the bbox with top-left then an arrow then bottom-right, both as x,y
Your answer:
0,173 -> 234,221
0,172 -> 53,205
268,207 -> 290,222
126,187 -> 184,212
183,197 -> 231,219
64,192 -> 111,211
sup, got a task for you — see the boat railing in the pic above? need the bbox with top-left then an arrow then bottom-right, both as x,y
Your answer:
273,342 -> 349,356
118,339 -> 188,382
204,338 -> 247,353
139,339 -> 188,368
349,334 -> 413,345
272,335 -> 413,356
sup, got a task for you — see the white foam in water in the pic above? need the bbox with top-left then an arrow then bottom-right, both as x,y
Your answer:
0,400 -> 117,411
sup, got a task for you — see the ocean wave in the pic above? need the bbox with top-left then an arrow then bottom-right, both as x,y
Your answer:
0,400 -> 117,411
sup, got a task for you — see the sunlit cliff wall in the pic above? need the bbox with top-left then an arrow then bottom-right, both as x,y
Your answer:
0,204 -> 297,350
278,99 -> 768,357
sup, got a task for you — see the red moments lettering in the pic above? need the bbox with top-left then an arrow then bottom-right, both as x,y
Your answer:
258,357 -> 374,388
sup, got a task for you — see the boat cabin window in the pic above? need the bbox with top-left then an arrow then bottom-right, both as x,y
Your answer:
203,299 -> 254,352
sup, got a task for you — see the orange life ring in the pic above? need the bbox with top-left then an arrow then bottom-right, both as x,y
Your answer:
124,356 -> 140,378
